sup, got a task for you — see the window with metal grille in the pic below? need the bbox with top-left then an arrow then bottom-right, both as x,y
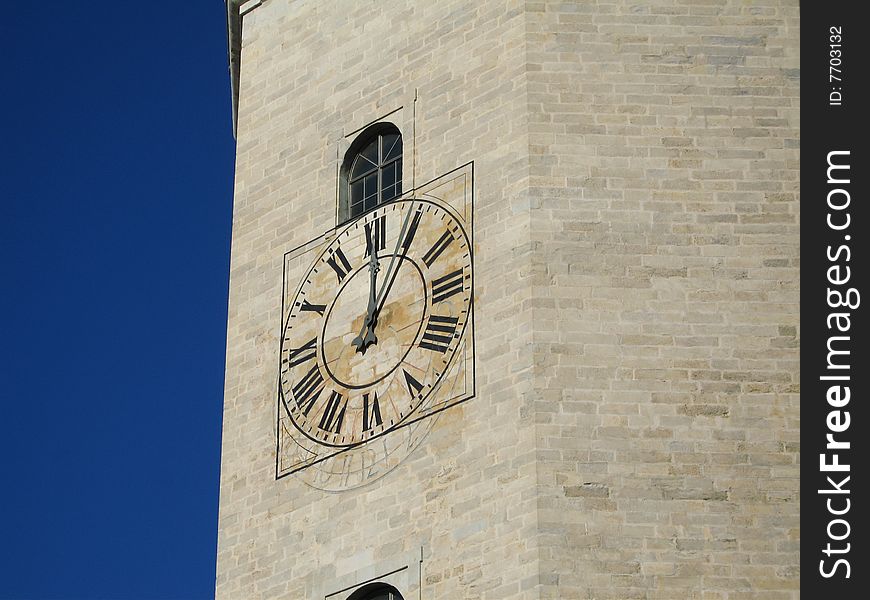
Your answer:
341,123 -> 402,223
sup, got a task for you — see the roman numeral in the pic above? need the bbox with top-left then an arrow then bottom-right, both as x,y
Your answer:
422,230 -> 454,267
364,215 -> 386,256
326,247 -> 352,283
402,210 -> 423,250
402,368 -> 424,399
318,390 -> 347,433
287,337 -> 317,367
292,366 -> 324,415
301,299 -> 326,316
419,315 -> 458,353
363,391 -> 383,431
431,269 -> 464,303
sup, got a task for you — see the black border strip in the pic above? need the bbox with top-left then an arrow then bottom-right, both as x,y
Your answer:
803,4 -> 867,596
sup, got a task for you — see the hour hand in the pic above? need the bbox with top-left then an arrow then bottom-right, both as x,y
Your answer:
352,250 -> 380,353
352,313 -> 377,353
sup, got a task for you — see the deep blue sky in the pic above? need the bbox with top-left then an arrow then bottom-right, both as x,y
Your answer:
2,3 -> 234,598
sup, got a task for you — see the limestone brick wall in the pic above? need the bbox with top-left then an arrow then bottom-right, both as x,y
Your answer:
524,1 -> 800,598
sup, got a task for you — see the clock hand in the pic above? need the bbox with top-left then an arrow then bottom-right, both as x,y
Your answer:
352,201 -> 417,352
351,249 -> 379,353
372,202 -> 416,317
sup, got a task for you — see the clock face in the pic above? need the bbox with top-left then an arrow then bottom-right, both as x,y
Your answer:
279,198 -> 473,452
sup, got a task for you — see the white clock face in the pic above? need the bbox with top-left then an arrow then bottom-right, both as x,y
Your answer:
279,199 -> 473,448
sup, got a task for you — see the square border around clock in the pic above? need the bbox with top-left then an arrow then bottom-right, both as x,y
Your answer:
275,162 -> 476,483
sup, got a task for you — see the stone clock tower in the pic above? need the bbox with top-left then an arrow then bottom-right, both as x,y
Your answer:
218,1 -> 800,598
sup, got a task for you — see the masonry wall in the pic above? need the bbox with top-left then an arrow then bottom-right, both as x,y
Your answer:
218,1 -> 800,599
524,2 -> 800,598
218,0 -> 542,598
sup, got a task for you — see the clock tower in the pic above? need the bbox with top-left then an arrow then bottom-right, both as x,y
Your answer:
218,1 -> 800,598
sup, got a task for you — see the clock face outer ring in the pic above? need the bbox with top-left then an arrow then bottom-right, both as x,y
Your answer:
279,197 -> 473,450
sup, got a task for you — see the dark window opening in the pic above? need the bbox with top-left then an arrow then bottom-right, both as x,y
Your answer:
346,582 -> 404,600
341,123 -> 403,223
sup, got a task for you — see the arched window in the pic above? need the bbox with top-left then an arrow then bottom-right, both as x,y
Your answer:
340,123 -> 403,223
346,582 -> 404,600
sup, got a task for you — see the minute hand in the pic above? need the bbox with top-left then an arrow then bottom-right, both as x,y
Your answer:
372,202 -> 418,321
